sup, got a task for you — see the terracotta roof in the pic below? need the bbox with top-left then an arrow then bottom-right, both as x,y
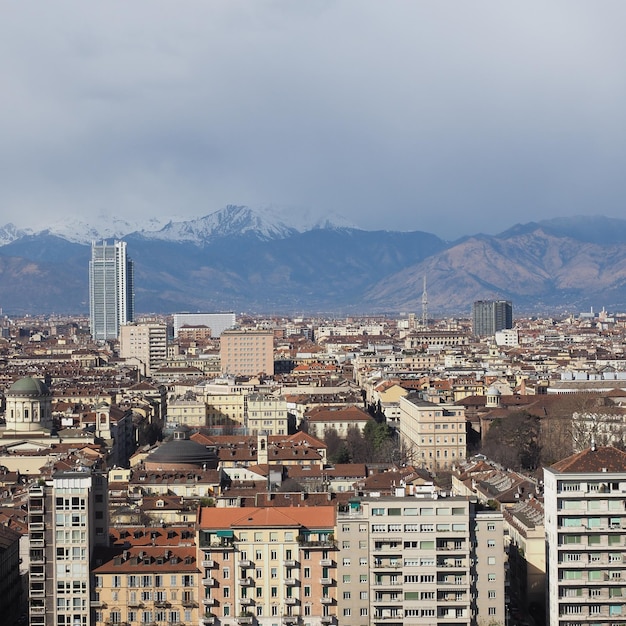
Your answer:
197,505 -> 335,529
550,445 -> 626,473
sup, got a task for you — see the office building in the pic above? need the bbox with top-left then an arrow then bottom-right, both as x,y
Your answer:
544,445 -> 626,626
220,329 -> 275,376
173,312 -> 236,338
28,465 -> 108,626
89,240 -> 134,341
336,495 -> 506,626
119,322 -> 168,376
472,300 -> 513,337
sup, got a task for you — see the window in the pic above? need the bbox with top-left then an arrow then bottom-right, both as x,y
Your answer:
487,540 -> 496,548
488,573 -> 496,582
488,591 -> 496,599
488,607 -> 497,616
343,609 -> 351,617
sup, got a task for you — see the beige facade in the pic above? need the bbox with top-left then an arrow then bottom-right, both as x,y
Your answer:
220,329 -> 275,377
399,396 -> 467,471
119,322 -> 168,376
247,394 -> 289,436
197,505 -> 338,626
336,495 -> 506,626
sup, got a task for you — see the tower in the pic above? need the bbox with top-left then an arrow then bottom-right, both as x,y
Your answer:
421,275 -> 428,328
89,240 -> 134,341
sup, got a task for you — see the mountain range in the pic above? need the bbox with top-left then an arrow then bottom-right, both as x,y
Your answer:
1,206 -> 626,317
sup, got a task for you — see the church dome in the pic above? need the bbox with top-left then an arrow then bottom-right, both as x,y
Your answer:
7,377 -> 51,397
147,438 -> 217,468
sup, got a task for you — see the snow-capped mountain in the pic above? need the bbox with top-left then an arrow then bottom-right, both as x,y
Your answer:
0,223 -> 32,246
0,205 -> 358,247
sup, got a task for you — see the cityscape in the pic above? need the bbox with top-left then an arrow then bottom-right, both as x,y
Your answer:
1,240 -> 626,626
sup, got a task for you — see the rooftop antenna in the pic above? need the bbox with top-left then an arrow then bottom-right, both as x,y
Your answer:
421,275 -> 428,328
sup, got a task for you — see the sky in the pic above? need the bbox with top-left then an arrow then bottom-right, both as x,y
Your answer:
2,1 -> 626,240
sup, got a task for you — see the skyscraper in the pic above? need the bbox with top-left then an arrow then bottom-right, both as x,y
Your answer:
89,240 -> 134,341
472,299 -> 512,336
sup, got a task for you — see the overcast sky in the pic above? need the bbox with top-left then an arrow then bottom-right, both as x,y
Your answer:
2,1 -> 626,239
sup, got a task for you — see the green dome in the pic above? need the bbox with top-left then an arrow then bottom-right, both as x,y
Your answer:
7,377 -> 51,397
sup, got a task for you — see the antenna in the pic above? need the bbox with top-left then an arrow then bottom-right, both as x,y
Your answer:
421,275 -> 428,328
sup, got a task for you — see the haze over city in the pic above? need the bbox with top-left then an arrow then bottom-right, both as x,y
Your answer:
2,1 -> 626,239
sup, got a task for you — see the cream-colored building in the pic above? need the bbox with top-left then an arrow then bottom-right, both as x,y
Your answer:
220,329 -> 275,377
399,395 -> 466,471
119,322 -> 168,376
247,393 -> 289,436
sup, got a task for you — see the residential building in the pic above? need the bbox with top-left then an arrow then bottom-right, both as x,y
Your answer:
196,505 -> 338,626
544,445 -> 626,626
336,494 -> 506,626
220,329 -> 275,377
89,240 -> 134,341
0,524 -> 22,625
119,322 -> 168,376
399,395 -> 466,471
304,405 -> 371,440
92,536 -> 200,626
472,300 -> 513,337
28,464 -> 108,626
247,393 -> 289,436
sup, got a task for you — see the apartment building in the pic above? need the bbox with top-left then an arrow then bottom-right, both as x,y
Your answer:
399,395 -> 467,471
196,505 -> 338,626
92,544 -> 200,626
247,393 -> 289,436
220,329 -> 275,377
28,465 -> 109,626
544,445 -> 626,626
335,495 -> 506,626
119,322 -> 168,376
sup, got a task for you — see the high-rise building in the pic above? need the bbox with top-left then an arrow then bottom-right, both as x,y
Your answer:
28,465 -> 108,626
472,300 -> 512,337
336,495 -> 506,626
89,240 -> 134,341
544,445 -> 626,626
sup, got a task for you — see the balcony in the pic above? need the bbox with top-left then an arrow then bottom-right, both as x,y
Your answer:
320,617 -> 335,625
182,599 -> 198,608
238,577 -> 254,586
320,577 -> 333,586
283,618 -> 298,625
285,597 -> 298,605
202,598 -> 216,606
239,560 -> 253,568
240,597 -> 254,606
202,577 -> 216,586
285,578 -> 298,586
320,597 -> 333,605
202,560 -> 216,568
201,617 -> 216,625
284,559 -> 298,568
154,600 -> 170,608
320,559 -> 333,567
90,600 -> 106,608
237,616 -> 254,625
127,600 -> 144,608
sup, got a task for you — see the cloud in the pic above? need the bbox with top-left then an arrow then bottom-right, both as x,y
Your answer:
1,1 -> 626,238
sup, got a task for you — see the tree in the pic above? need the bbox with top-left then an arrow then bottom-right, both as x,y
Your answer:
482,411 -> 541,471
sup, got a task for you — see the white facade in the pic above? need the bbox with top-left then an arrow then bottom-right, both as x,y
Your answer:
544,446 -> 626,626
119,322 -> 168,375
173,312 -> 235,338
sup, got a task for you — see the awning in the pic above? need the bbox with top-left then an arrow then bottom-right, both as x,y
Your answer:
216,530 -> 234,538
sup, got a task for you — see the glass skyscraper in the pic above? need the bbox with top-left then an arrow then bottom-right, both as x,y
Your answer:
89,240 -> 134,341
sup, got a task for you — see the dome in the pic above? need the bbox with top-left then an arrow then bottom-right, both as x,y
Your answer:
7,377 -> 51,397
147,438 -> 217,468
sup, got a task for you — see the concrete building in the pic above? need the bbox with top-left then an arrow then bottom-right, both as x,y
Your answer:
220,329 -> 275,377
28,465 -> 109,626
89,240 -> 134,341
0,524 -> 22,625
399,395 -> 467,471
173,312 -> 236,338
472,300 -> 513,337
119,322 -> 168,376
544,445 -> 626,626
336,495 -> 506,626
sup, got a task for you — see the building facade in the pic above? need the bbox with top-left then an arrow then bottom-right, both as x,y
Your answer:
28,467 -> 109,626
472,300 -> 513,337
173,313 -> 236,339
220,329 -> 275,377
119,322 -> 168,376
399,396 -> 467,471
544,445 -> 626,626
89,240 -> 134,341
336,495 -> 506,626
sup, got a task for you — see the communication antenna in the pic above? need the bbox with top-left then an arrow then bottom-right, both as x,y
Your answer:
421,275 -> 428,328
